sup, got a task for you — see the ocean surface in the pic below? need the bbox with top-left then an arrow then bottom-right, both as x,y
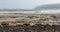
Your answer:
0,9 -> 60,14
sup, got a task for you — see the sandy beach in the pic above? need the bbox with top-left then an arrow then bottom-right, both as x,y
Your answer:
0,13 -> 59,32
0,13 -> 60,26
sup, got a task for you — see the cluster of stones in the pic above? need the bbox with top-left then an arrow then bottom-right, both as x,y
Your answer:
0,23 -> 60,32
0,14 -> 60,26
0,13 -> 60,32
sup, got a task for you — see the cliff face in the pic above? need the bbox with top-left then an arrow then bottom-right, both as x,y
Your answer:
35,4 -> 60,10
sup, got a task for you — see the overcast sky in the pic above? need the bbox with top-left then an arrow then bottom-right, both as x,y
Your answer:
0,0 -> 60,9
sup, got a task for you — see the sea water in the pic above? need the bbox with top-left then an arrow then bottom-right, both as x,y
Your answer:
0,9 -> 60,14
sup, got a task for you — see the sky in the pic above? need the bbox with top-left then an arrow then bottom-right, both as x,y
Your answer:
0,0 -> 60,9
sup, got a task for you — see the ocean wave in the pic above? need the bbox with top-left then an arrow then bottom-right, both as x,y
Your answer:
0,10 -> 60,14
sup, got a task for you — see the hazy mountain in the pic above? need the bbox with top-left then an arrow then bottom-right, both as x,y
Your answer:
35,4 -> 60,10
1,4 -> 60,11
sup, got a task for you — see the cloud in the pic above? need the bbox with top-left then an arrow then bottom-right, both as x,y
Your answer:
0,0 -> 60,9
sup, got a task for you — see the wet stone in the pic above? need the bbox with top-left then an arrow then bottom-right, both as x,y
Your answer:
0,25 -> 60,32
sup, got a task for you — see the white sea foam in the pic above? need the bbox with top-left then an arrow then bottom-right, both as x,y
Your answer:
0,9 -> 60,14
0,11 -> 36,13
